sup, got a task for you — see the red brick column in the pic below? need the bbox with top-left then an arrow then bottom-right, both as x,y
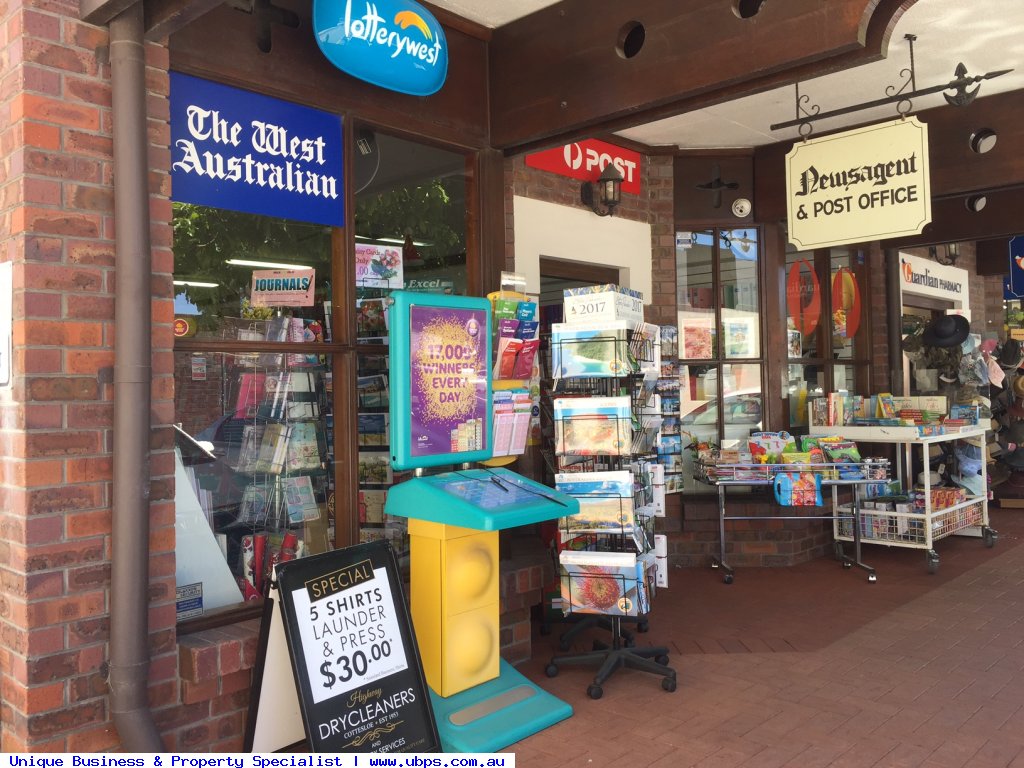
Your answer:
0,8 -> 176,751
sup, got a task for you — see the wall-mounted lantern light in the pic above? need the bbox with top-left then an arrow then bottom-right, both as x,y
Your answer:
581,163 -> 624,217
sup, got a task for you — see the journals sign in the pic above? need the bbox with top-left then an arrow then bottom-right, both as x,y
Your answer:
170,72 -> 344,227
785,118 -> 931,250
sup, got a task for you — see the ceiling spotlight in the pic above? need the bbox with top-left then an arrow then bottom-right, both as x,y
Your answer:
969,129 -> 997,154
965,195 -> 987,213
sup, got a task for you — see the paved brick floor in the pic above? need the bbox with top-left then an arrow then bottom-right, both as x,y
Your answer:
510,508 -> 1024,767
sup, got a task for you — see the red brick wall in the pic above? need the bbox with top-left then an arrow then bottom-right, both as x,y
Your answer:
0,8 -> 183,751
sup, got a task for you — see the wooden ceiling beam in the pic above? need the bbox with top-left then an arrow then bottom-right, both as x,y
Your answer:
145,0 -> 227,40
488,0 -> 913,154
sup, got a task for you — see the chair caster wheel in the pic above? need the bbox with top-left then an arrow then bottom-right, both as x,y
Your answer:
587,684 -> 603,700
545,664 -> 558,678
655,654 -> 670,666
662,677 -> 677,692
723,573 -> 734,584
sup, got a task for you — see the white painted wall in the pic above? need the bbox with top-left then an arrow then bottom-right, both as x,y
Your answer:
512,195 -> 653,302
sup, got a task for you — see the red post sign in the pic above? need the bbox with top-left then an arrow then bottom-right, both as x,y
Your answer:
526,139 -> 642,195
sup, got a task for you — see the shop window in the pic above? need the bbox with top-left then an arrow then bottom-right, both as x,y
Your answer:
173,350 -> 335,614
785,246 -> 868,430
173,206 -> 333,342
675,229 -> 764,493
172,205 -> 336,623
352,128 -> 471,555
171,125 -> 474,622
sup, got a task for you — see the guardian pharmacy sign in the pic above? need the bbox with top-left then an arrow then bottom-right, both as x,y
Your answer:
785,117 -> 931,250
314,0 -> 448,96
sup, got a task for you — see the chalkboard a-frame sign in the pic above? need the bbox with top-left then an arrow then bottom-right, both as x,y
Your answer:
275,540 -> 440,753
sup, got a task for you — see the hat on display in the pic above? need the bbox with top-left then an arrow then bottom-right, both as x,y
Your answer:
981,337 -> 1000,355
998,339 -> 1024,369
989,462 -> 1010,487
1006,421 -> 1024,446
1014,375 -> 1024,399
1003,447 -> 1024,470
988,357 -> 1007,387
922,315 -> 970,348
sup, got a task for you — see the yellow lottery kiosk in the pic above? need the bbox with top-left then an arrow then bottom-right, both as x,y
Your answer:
384,291 -> 578,752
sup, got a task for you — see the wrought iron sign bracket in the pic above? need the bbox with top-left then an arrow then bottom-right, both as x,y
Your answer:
770,34 -> 1013,137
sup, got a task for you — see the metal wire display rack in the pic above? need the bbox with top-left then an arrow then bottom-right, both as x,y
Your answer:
694,456 -> 892,584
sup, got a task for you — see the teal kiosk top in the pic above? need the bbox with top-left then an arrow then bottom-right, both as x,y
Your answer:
383,290 -> 575,753
386,467 -> 579,529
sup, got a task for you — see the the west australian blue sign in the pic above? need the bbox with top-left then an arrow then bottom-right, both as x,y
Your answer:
313,0 -> 448,97
170,73 -> 344,227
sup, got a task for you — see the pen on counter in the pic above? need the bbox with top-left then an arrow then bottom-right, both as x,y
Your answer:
490,476 -> 510,492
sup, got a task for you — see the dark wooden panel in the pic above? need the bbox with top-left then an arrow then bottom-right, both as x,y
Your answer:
977,238 -> 1014,277
169,0 -> 490,149
918,90 -> 1024,197
674,153 -> 754,226
887,187 -> 1024,249
489,0 -> 910,152
80,0 -> 134,25
146,0 -> 224,40
752,141 -> 789,224
477,148 -> 507,295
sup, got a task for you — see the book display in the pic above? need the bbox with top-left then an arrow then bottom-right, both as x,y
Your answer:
216,356 -> 333,600
354,353 -> 409,553
544,284 -> 676,699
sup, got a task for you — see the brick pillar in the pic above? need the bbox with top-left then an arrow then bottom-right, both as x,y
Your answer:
0,8 -> 175,751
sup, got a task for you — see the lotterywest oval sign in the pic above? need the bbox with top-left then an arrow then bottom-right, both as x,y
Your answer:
313,0 -> 448,97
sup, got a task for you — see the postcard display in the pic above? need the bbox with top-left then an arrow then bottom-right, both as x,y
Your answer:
354,243 -> 406,556
382,290 -> 579,753
544,284 -> 677,698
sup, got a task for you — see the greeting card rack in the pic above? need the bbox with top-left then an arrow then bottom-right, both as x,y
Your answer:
543,324 -> 676,699
694,456 -> 891,584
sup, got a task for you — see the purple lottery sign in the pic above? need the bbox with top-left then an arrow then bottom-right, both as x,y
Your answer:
409,305 -> 488,457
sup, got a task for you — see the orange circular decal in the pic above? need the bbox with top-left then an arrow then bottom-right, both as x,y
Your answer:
173,318 -> 191,337
831,267 -> 861,339
786,259 -> 821,335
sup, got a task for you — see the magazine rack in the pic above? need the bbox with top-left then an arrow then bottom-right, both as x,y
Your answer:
544,321 -> 676,699
694,456 -> 891,584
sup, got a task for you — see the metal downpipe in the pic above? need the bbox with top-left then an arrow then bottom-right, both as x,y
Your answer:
108,3 -> 162,751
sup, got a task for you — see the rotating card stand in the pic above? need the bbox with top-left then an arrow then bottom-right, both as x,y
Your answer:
545,503 -> 674,699
694,457 -> 891,584
546,324 -> 676,698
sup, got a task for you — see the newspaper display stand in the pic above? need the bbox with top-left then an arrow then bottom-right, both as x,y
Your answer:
809,425 -> 997,573
694,456 -> 891,584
